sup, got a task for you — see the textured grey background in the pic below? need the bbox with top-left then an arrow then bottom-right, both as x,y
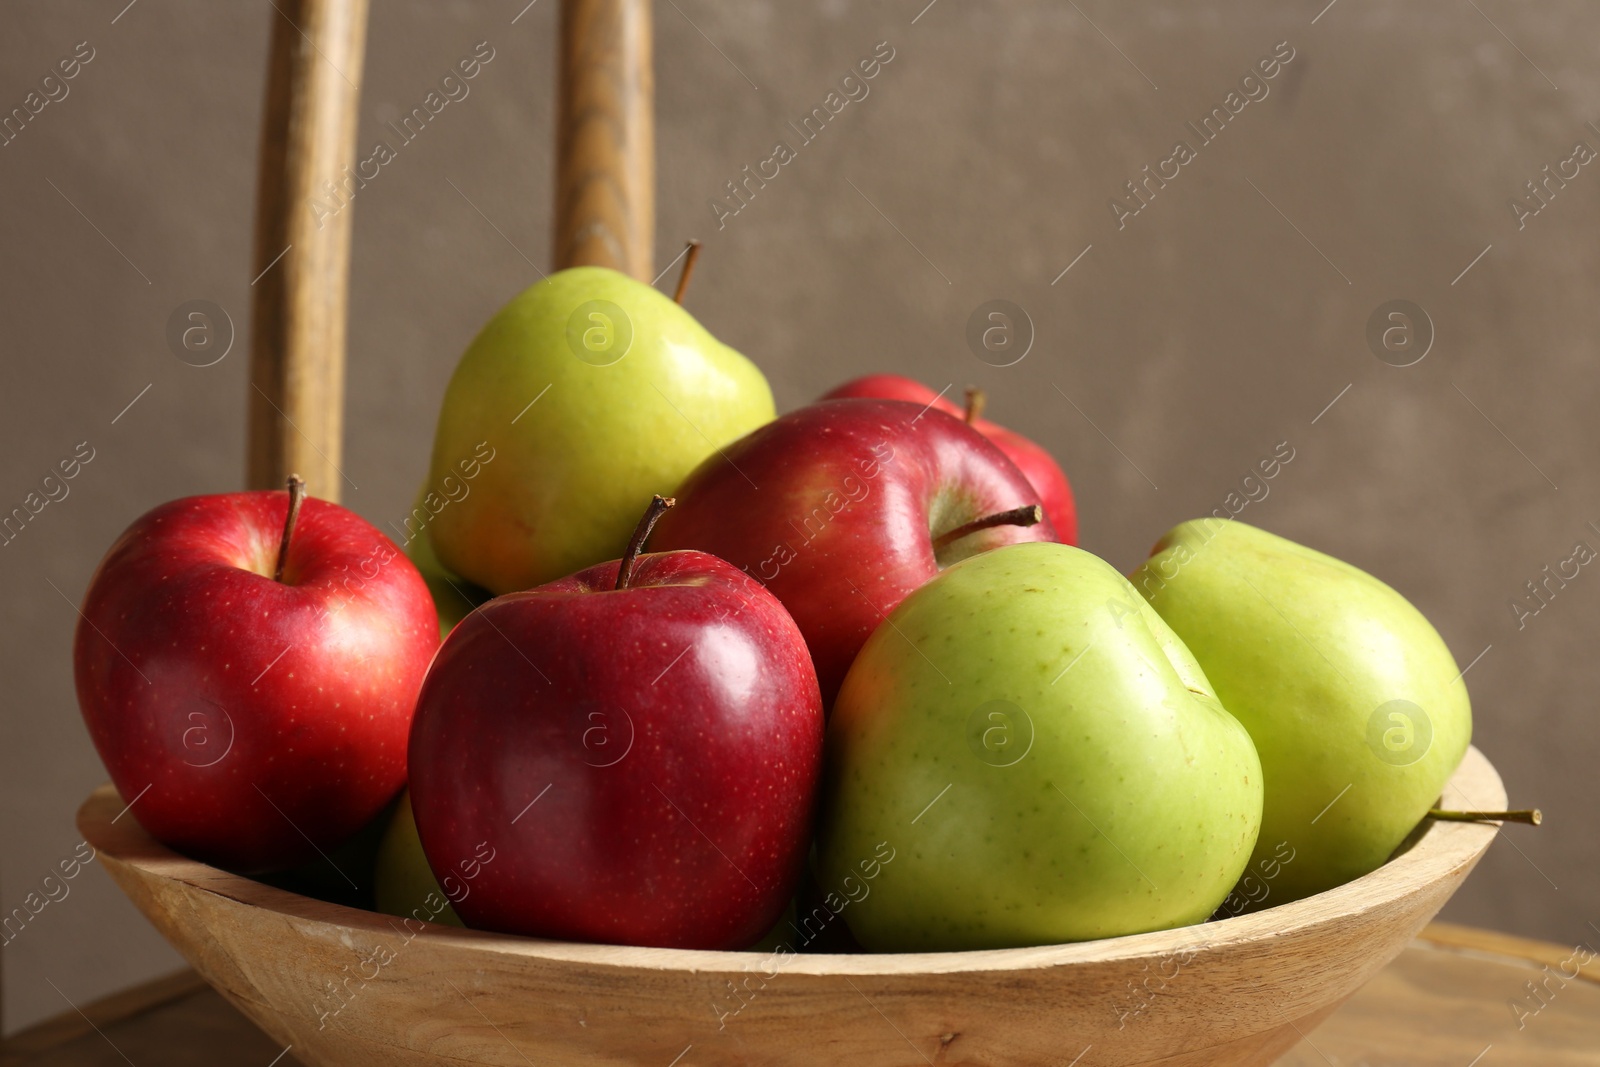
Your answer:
2,0 -> 1596,1037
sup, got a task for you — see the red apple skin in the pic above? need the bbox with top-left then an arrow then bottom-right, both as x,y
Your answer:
823,374 -> 1078,545
408,550 -> 823,950
652,398 -> 1058,705
73,492 -> 439,872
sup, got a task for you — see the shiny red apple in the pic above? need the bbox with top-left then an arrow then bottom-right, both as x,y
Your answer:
652,398 -> 1058,704
73,479 -> 439,871
407,498 -> 824,950
822,374 -> 1078,544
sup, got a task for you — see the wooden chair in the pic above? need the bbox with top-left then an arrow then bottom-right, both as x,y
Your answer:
52,5 -> 1521,1065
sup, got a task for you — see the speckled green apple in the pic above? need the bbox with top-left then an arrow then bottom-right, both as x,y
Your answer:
817,542 -> 1263,951
1131,520 -> 1472,904
428,267 -> 775,593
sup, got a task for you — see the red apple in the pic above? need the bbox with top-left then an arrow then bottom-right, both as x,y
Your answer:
651,398 -> 1058,704
822,374 -> 1078,544
73,479 -> 439,871
408,498 -> 824,950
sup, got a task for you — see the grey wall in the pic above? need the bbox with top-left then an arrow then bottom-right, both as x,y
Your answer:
3,0 -> 1595,1036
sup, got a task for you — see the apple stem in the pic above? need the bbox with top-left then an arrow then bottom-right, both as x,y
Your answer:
615,495 -> 676,590
932,504 -> 1042,551
274,474 -> 306,583
1428,808 -> 1542,826
963,386 -> 986,425
672,240 -> 703,305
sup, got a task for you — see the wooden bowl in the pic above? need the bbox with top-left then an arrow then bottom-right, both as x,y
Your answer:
79,746 -> 1504,1067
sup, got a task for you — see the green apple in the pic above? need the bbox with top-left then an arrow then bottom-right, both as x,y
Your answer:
817,542 -> 1263,951
1130,519 -> 1472,905
373,790 -> 462,928
400,487 -> 489,638
428,266 -> 775,593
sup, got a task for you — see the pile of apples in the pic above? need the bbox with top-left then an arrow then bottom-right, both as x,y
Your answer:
74,263 -> 1477,954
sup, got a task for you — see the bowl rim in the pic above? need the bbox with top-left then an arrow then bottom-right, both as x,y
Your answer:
78,745 -> 1504,978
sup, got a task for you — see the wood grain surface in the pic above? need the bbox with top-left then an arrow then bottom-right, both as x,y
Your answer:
10,925 -> 1594,1067
246,0 -> 370,502
61,748 -> 1508,1067
1273,922 -> 1600,1067
555,0 -> 654,278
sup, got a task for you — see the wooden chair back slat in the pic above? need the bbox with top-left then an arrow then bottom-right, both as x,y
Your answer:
245,0 -> 655,501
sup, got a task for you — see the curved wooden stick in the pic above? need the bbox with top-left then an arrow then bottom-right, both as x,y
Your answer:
247,0 -> 370,502
555,0 -> 654,278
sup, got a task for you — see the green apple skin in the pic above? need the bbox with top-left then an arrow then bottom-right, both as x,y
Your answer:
428,267 -> 776,593
1130,519 -> 1472,905
373,790 -> 462,928
402,488 -> 489,638
817,542 -> 1263,951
